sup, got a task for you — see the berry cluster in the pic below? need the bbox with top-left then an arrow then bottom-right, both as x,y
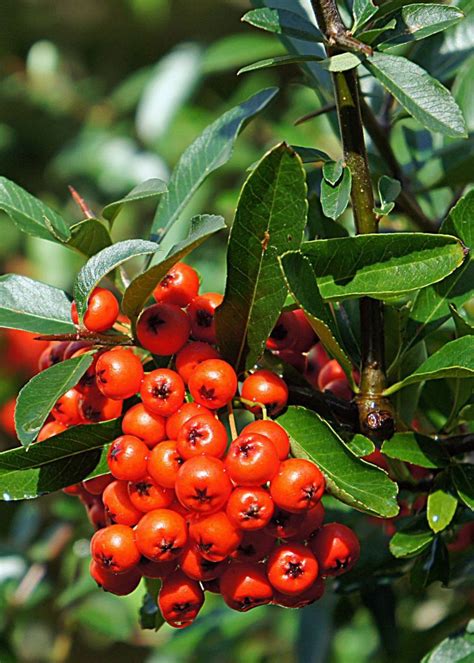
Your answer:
31,262 -> 360,628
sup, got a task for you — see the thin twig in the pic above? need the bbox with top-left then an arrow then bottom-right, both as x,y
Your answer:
294,103 -> 337,126
68,185 -> 95,219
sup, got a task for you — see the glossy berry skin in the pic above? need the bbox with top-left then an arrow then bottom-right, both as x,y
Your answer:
175,341 -> 221,384
140,369 -> 185,417
265,508 -> 304,540
89,560 -> 141,596
231,530 -> 275,563
158,570 -> 204,628
127,475 -> 174,512
187,292 -> 223,343
37,421 -> 67,442
225,433 -> 280,486
226,486 -> 274,530
267,542 -> 318,596
148,440 -> 184,489
288,501 -> 325,541
220,562 -> 273,612
304,343 -> 330,387
95,348 -> 144,400
241,420 -> 290,461
317,359 -> 346,391
153,262 -> 200,308
52,388 -> 84,426
241,369 -> 288,416
135,509 -> 188,562
292,309 -> 317,352
270,459 -> 325,513
107,435 -> 149,482
179,544 -> 229,582
266,311 -> 299,351
137,303 -> 190,355
72,287 -> 120,332
177,414 -> 228,459
139,558 -> 177,579
273,576 -> 325,608
189,511 -> 242,562
323,378 -> 352,401
175,456 -> 232,514
79,387 -> 123,423
165,402 -> 212,440
309,522 -> 360,576
188,359 -> 237,410
82,473 -> 114,496
121,403 -> 166,448
102,480 -> 142,526
72,349 -> 103,393
90,524 -> 140,573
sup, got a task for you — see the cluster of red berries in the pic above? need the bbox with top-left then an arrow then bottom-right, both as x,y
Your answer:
31,262 -> 360,628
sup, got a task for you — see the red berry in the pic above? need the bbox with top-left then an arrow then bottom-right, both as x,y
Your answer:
52,388 -> 84,426
266,311 -> 299,351
188,511 -> 242,562
267,542 -> 318,596
165,402 -> 212,440
37,421 -> 67,442
273,576 -> 325,608
309,522 -> 360,576
135,508 -> 188,562
90,524 -> 140,573
121,403 -> 166,448
188,359 -> 237,410
175,456 -> 232,514
230,530 -> 275,563
220,562 -> 273,612
176,413 -> 228,459
179,544 -> 229,582
270,458 -> 325,513
127,475 -> 174,512
73,287 -> 119,332
89,560 -> 141,596
317,359 -> 345,391
102,480 -> 142,526
140,369 -> 185,417
153,262 -> 200,308
158,570 -> 204,628
241,369 -> 288,416
175,341 -> 220,384
226,486 -> 274,530
137,303 -> 190,355
107,435 -> 149,481
148,440 -> 184,489
187,293 -> 223,343
241,419 -> 290,460
225,433 -> 280,486
95,348 -> 144,400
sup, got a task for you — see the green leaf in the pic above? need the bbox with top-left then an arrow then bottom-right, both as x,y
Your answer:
364,53 -> 467,138
382,432 -> 449,469
73,239 -> 159,320
384,336 -> 474,395
150,88 -> 278,239
122,214 -> 226,324
292,146 -> 332,164
279,252 -> 353,378
353,0 -> 378,33
320,166 -> 352,220
278,406 -> 399,517
66,219 -> 112,257
0,274 -> 75,335
346,434 -> 375,458
320,53 -> 363,73
139,578 -> 164,631
376,4 -> 464,50
375,175 -> 401,216
0,419 -> 121,500
441,189 -> 474,248
322,160 -> 343,186
15,355 -> 93,448
451,465 -> 474,510
410,537 -> 449,589
359,20 -> 397,44
238,54 -> 323,75
421,621 -> 474,663
242,8 -> 324,42
102,178 -> 167,225
302,233 -> 465,301
390,528 -> 434,558
215,143 -> 307,371
0,177 -> 71,243
427,489 -> 458,533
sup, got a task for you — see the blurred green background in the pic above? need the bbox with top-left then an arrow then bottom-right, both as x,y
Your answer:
0,1 -> 472,662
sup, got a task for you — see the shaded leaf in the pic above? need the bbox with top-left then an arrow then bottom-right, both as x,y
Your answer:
242,7 -> 324,42
323,160 -> 343,186
390,529 -> 434,558
320,166 -> 352,220
238,53 -> 323,75
353,0 -> 378,33
278,406 -> 399,517
382,432 -> 449,468
421,621 -> 474,663
427,489 -> 458,533
410,537 -> 449,589
102,178 -> 167,224
293,146 -> 332,164
375,175 -> 401,216
451,465 -> 474,510
216,143 -> 307,371
139,579 -> 164,631
66,219 -> 112,257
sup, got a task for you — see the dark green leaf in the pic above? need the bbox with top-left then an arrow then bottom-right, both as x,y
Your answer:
427,489 -> 458,533
390,529 -> 434,558
102,178 -> 167,224
0,419 -> 121,500
451,464 -> 474,510
15,355 -> 93,448
359,20 -> 397,44
376,4 -> 464,50
346,434 -> 375,458
322,160 -> 343,186
122,214 -> 225,324
66,219 -> 112,257
421,621 -> 474,663
302,233 -> 465,301
384,336 -> 474,395
411,537 -> 449,589
442,189 -> 474,248
0,274 -> 75,334
278,406 -> 399,517
352,0 -> 378,33
139,578 -> 164,631
216,143 -> 307,371
364,53 -> 467,138
0,177 -> 71,242
451,305 -> 474,338
238,54 -> 323,75
320,166 -> 352,220
242,8 -> 324,42
376,175 -> 401,216
73,239 -> 159,320
292,146 -> 332,164
279,252 -> 353,377
150,88 -> 278,239
382,432 -> 449,468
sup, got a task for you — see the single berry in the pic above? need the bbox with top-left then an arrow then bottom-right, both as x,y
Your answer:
188,359 -> 237,410
188,511 -> 242,562
266,542 -> 318,596
95,347 -> 144,400
176,413 -> 228,459
90,524 -> 140,573
137,303 -> 190,355
107,435 -> 149,482
225,432 -> 280,486
175,455 -> 232,514
122,403 -> 167,448
241,369 -> 288,416
270,458 -> 325,513
72,287 -> 119,332
187,293 -> 222,343
241,419 -> 290,460
158,570 -> 204,628
135,508 -> 188,562
226,486 -> 274,530
153,262 -> 200,308
220,562 -> 273,612
140,369 -> 185,417
175,341 -> 220,384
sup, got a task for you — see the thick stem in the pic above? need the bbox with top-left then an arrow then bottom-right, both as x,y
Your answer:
312,0 -> 394,442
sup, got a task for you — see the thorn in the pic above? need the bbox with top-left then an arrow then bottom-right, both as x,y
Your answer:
68,185 -> 95,219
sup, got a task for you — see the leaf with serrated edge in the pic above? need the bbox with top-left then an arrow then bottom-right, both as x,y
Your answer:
122,214 -> 226,325
151,88 -> 277,239
427,489 -> 458,533
73,239 -> 159,319
242,8 -> 324,42
0,274 -> 75,334
216,143 -> 307,371
0,419 -> 121,500
278,406 -> 399,517
382,432 -> 449,468
15,355 -> 94,448
384,336 -> 474,395
102,178 -> 167,224
302,233 -> 465,301
451,464 -> 474,510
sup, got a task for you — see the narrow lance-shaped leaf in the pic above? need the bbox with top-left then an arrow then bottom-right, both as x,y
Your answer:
102,178 -> 168,225
384,336 -> 474,395
0,274 -> 75,335
427,489 -> 458,533
279,252 -> 353,379
238,54 -> 323,75
242,7 -> 324,42
0,177 -> 71,242
122,214 -> 226,324
15,355 -> 94,448
277,406 -> 399,518
150,87 -> 278,239
73,239 -> 159,320
0,420 -> 121,501
216,143 -> 307,372
381,432 -> 449,469
364,53 -> 467,138
302,233 -> 465,301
